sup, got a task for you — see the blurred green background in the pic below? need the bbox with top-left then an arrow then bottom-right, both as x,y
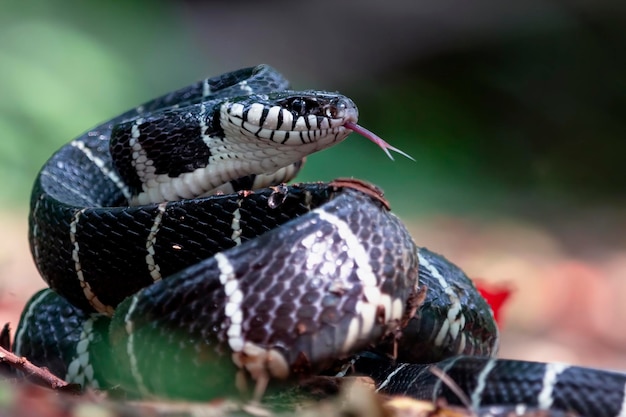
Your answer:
1,0 -> 624,220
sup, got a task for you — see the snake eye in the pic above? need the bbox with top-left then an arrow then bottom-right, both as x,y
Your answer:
290,98 -> 307,116
325,98 -> 349,118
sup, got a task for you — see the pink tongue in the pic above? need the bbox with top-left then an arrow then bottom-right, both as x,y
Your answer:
344,122 -> 415,161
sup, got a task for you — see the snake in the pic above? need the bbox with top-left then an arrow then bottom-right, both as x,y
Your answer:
11,64 -> 626,416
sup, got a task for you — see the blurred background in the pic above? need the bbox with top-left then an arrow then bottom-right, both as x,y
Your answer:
1,0 -> 625,371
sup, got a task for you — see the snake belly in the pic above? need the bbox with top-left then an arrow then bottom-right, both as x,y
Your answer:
13,65 -> 626,416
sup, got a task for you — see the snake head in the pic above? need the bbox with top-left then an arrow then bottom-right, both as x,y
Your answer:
218,90 -> 359,152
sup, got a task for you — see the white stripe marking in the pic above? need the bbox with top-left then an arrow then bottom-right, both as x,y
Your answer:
342,316 -> 361,354
419,250 -> 466,349
230,200 -> 243,246
13,290 -> 52,357
71,140 -> 131,200
215,253 -> 245,352
65,316 -> 99,388
30,196 -> 43,267
313,209 -> 405,352
470,358 -> 496,408
278,109 -> 292,130
263,106 -> 281,129
334,356 -> 359,378
129,118 -> 158,187
145,202 -> 168,281
376,363 -> 409,392
457,333 -> 467,354
244,103 -> 265,125
124,295 -> 150,396
315,210 -> 377,287
70,209 -> 114,315
294,116 -> 308,130
537,363 -> 569,409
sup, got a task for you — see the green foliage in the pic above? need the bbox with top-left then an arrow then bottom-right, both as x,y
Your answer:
0,1 -> 202,208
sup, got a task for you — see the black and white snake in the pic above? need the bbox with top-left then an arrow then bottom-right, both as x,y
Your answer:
13,64 -> 626,416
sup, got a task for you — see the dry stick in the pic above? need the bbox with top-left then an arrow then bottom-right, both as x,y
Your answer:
0,344 -> 73,391
429,365 -> 477,417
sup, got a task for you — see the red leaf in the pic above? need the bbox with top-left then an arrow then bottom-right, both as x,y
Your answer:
474,280 -> 513,327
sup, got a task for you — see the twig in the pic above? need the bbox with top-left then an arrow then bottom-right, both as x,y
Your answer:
429,365 -> 477,417
0,343 -> 77,392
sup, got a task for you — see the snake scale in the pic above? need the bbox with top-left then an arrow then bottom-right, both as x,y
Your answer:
12,64 -> 626,416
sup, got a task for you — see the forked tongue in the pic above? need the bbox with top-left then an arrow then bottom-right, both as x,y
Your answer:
344,122 -> 415,161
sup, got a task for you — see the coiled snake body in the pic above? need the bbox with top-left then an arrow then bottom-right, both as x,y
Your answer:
14,65 -> 626,416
